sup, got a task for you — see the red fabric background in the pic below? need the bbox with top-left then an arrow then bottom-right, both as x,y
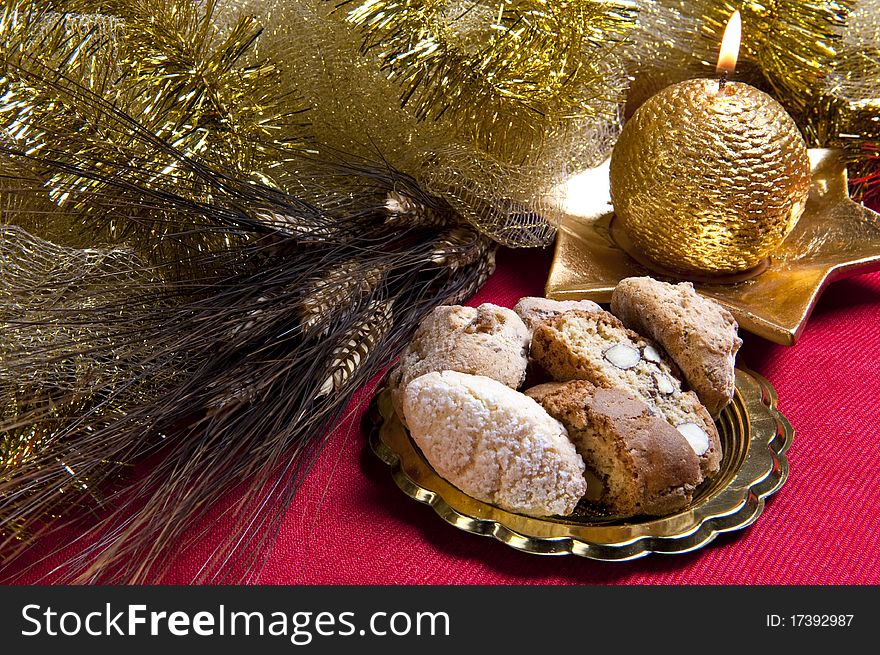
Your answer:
8,248 -> 880,585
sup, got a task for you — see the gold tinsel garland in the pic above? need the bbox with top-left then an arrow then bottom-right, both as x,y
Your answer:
818,0 -> 880,200
345,0 -> 634,132
624,1 -> 880,200
0,0 -> 503,582
699,1 -> 850,116
223,0 -> 636,247
0,0 -> 310,259
621,1 -> 851,101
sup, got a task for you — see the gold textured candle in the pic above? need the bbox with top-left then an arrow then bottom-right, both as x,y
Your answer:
609,11 -> 811,276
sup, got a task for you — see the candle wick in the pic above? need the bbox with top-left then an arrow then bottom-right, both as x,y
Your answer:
717,71 -> 729,95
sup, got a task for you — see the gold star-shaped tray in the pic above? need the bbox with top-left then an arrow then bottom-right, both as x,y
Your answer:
545,148 -> 880,345
368,369 -> 792,560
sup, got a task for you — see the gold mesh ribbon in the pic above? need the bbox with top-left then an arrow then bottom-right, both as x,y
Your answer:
219,0 -> 637,246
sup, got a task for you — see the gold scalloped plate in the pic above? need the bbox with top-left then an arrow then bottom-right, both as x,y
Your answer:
368,368 -> 793,560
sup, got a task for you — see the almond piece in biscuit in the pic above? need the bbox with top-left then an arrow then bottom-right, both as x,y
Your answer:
531,309 -> 721,478
610,277 -> 742,416
527,380 -> 702,517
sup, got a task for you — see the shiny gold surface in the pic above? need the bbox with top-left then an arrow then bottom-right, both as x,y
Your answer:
547,148 -> 880,345
609,79 -> 811,275
368,369 -> 792,560
221,0 -> 638,249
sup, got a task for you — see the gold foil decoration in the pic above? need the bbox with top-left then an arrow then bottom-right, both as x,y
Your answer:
809,0 -> 880,201
220,0 -> 636,247
0,1 -> 308,261
621,2 -> 852,112
0,225 -> 180,536
345,0 -> 635,145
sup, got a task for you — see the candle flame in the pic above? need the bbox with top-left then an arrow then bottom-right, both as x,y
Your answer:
716,10 -> 741,75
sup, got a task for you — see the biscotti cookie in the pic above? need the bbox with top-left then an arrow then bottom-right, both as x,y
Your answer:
513,297 -> 603,333
403,371 -> 587,517
531,309 -> 721,477
513,297 -> 604,388
610,277 -> 742,416
388,303 -> 530,425
522,381 -> 570,405
526,380 -> 702,517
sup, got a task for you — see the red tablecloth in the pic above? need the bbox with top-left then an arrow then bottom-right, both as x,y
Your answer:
9,247 -> 880,584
